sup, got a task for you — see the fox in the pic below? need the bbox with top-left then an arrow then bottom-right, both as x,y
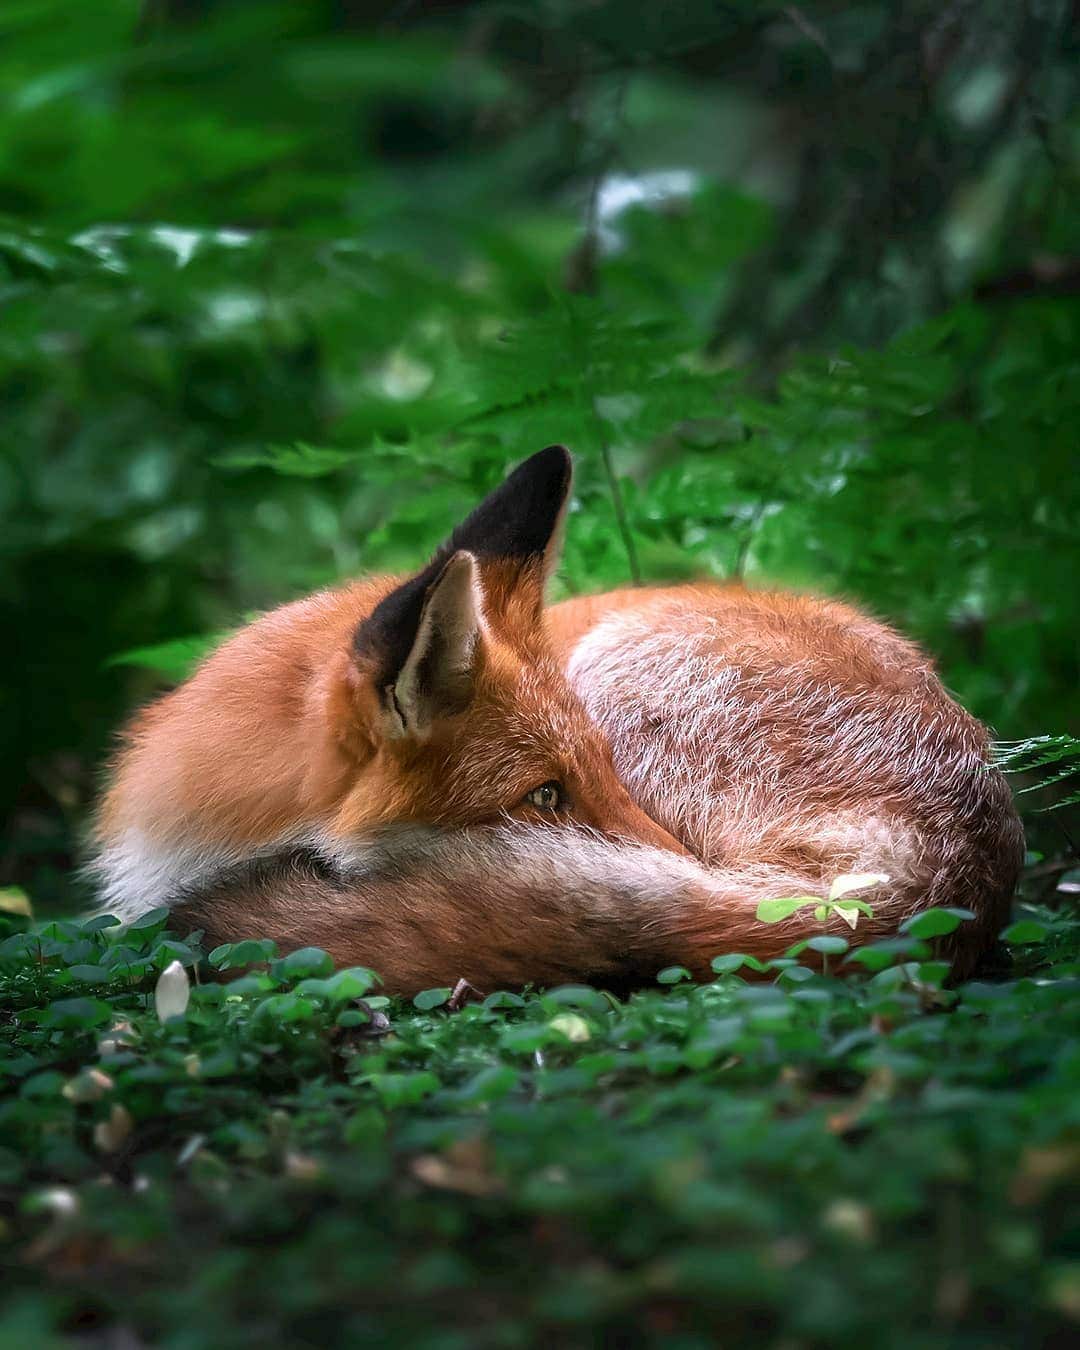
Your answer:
92,446 -> 1023,993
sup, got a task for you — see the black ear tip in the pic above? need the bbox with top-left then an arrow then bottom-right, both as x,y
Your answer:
444,445 -> 573,565
503,444 -> 572,494
537,444 -> 572,470
502,442 -> 572,496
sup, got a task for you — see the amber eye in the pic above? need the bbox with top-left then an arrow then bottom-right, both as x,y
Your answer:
524,780 -> 565,812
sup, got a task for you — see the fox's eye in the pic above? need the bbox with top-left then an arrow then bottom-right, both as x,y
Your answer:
524,781 -> 564,811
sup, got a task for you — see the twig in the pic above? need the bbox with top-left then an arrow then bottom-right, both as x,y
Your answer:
560,75 -> 642,584
565,76 -> 629,296
731,499 -> 767,579
783,6 -> 830,58
596,427 -> 642,585
1054,815 -> 1080,865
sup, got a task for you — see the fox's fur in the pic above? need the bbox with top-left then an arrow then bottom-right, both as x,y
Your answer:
92,447 -> 1023,992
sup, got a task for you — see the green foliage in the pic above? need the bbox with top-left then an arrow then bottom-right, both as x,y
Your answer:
1,892 -> 1078,1346
900,908 -> 977,939
995,736 -> 1080,810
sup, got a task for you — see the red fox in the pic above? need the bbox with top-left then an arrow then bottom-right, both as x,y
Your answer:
93,447 -> 1023,992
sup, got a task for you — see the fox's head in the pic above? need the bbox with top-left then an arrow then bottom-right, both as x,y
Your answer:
94,446 -> 685,921
329,446 -> 684,854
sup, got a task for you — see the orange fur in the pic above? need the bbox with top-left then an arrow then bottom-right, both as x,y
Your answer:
92,452 -> 1023,992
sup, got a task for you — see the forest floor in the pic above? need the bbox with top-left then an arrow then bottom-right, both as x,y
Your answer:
1,862 -> 1078,1349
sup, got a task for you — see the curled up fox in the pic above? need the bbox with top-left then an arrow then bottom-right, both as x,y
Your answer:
93,447 -> 1023,992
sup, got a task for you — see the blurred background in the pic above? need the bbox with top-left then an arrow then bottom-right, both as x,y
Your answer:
3,0 -> 1078,914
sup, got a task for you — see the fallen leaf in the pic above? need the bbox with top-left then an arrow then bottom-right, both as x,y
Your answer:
98,1019 -> 137,1056
549,1013 -> 591,1043
284,1151 -> 322,1181
0,887 -> 33,917
822,1198 -> 876,1244
1010,1143 -> 1080,1206
94,1103 -> 133,1153
62,1068 -> 114,1103
411,1137 -> 503,1196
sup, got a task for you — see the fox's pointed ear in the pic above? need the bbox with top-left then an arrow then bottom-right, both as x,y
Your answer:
351,447 -> 570,729
447,445 -> 572,605
354,551 -> 483,738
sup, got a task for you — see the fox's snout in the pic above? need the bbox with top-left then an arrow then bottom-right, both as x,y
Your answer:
588,792 -> 691,857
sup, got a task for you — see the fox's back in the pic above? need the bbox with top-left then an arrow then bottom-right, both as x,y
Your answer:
549,584 -> 1021,937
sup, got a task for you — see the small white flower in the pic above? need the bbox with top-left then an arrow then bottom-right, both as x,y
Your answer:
154,959 -> 190,1022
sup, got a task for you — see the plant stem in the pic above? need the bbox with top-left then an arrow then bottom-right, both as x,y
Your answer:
597,432 -> 642,585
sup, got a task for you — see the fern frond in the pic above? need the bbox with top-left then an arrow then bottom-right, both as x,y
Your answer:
993,735 -> 1080,812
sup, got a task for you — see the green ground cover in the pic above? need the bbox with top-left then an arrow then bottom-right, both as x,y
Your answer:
2,880 -> 1077,1348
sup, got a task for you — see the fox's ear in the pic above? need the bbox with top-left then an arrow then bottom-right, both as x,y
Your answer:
446,445 -> 572,606
355,551 -> 484,738
352,446 -> 571,729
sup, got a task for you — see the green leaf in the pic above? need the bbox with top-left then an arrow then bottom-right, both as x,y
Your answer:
209,939 -> 277,970
42,997 -> 113,1029
123,907 -> 171,937
223,973 -> 274,997
65,964 -> 111,984
657,965 -> 692,985
413,987 -> 452,1011
1001,920 -> 1050,945
296,968 -> 379,1002
498,1024 -> 555,1056
540,986 -> 612,1014
81,914 -> 122,932
755,896 -> 818,924
455,1066 -> 518,1104
368,1071 -> 440,1109
482,991 -> 526,1010
848,937 -> 931,970
276,947 -> 334,979
900,908 -> 975,938
213,442 -> 360,477
711,952 -> 768,974
107,635 -> 222,680
254,993 -> 315,1023
806,935 -> 850,955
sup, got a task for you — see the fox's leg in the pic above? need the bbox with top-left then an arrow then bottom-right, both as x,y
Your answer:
173,825 -> 934,997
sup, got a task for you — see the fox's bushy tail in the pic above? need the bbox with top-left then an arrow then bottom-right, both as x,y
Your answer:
173,824 -> 972,996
